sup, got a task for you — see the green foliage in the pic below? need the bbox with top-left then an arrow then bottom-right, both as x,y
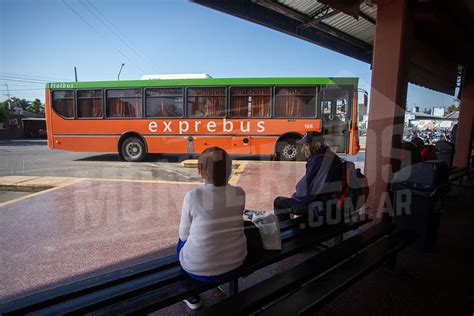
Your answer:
25,98 -> 45,114
447,104 -> 458,114
0,96 -> 46,122
0,101 -> 9,123
9,97 -> 29,110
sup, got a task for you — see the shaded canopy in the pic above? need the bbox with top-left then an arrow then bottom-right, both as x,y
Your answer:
192,0 -> 474,96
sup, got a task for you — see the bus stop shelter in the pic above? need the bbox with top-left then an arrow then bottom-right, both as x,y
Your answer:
193,0 -> 474,217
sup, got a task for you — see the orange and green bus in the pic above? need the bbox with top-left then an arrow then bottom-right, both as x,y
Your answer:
45,77 -> 364,162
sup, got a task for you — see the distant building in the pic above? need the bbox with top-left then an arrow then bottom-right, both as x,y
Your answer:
0,110 -> 45,140
432,107 -> 445,117
405,110 -> 457,129
358,102 -> 367,121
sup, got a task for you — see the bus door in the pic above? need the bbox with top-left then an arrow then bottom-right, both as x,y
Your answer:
320,87 -> 351,153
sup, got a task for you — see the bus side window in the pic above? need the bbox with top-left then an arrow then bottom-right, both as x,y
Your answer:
230,87 -> 271,117
322,101 -> 332,116
336,99 -> 347,122
320,87 -> 350,122
274,86 -> 317,118
187,87 -> 226,118
145,88 -> 183,117
106,89 -> 142,118
77,90 -> 103,118
52,90 -> 74,118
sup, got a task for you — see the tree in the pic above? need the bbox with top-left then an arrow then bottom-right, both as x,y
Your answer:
26,98 -> 45,114
6,97 -> 29,111
446,104 -> 458,114
0,101 -> 9,124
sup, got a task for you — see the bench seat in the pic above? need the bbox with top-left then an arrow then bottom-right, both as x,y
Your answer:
198,223 -> 416,315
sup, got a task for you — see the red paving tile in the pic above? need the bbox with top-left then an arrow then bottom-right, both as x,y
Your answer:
238,161 -> 305,211
0,180 -> 198,302
0,161 -> 306,303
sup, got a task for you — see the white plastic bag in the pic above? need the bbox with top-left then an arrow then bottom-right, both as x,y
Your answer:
251,212 -> 281,250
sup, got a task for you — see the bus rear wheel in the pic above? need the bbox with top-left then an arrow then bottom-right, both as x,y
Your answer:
120,137 -> 146,162
276,138 -> 303,161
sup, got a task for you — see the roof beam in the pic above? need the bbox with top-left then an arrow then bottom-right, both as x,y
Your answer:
300,6 -> 341,29
251,0 -> 310,22
192,0 -> 373,63
318,0 -> 360,18
359,11 -> 376,24
252,0 -> 373,53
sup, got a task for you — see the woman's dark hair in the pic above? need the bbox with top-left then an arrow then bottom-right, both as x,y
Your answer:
198,147 -> 232,186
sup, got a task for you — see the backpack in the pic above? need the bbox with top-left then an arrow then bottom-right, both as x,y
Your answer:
337,161 -> 369,212
420,145 -> 438,161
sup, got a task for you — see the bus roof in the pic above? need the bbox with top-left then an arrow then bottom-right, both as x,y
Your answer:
45,77 -> 358,89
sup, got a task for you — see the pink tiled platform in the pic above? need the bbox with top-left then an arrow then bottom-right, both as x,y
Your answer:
238,161 -> 305,211
0,161 -> 304,302
0,180 -> 198,302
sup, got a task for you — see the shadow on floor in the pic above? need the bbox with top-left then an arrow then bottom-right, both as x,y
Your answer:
74,154 -> 277,163
0,140 -> 47,146
154,180 -> 474,315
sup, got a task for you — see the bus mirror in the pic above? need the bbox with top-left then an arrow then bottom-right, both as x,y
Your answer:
363,93 -> 368,108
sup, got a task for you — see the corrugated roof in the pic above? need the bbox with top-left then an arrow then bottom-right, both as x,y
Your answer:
359,3 -> 377,20
192,0 -> 463,96
277,0 -> 377,45
278,0 -> 327,16
323,12 -> 375,44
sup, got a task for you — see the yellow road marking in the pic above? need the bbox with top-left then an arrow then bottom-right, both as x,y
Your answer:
0,163 -> 250,208
0,179 -> 81,208
181,159 -> 242,168
228,162 -> 247,185
89,178 -> 201,185
0,176 -> 204,208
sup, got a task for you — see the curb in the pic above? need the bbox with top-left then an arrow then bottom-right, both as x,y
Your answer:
0,176 -> 78,191
181,159 -> 241,169
0,184 -> 53,193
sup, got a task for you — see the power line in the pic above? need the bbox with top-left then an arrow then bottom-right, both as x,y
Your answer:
0,74 -> 50,82
80,0 -> 156,72
62,0 -> 146,74
0,78 -> 47,84
0,88 -> 44,91
0,81 -> 46,87
0,75 -> 46,82
84,0 -> 134,46
0,72 -> 70,82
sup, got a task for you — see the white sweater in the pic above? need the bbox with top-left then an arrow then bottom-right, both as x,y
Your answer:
178,183 -> 247,276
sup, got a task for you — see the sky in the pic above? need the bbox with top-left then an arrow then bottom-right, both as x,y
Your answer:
0,0 -> 458,110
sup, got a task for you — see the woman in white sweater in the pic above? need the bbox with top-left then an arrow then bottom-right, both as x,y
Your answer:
177,147 -> 247,309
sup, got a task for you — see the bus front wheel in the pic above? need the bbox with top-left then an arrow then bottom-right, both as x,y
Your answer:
120,137 -> 146,162
276,138 -> 302,161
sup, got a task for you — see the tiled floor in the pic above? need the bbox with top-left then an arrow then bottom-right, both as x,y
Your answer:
155,180 -> 474,315
0,160 -> 303,302
3,161 -> 471,316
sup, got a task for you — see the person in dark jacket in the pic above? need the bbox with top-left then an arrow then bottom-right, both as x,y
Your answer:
274,132 -> 343,222
450,124 -> 458,146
